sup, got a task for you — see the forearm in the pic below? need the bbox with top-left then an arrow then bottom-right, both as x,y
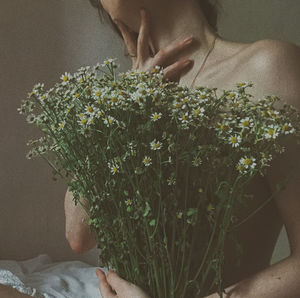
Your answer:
207,255 -> 300,298
64,188 -> 97,253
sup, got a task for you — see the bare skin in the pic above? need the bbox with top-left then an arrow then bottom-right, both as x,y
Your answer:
65,1 -> 300,297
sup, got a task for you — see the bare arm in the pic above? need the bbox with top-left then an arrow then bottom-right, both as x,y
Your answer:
64,188 -> 97,253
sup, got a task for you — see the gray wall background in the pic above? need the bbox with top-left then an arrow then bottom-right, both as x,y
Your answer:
0,0 -> 299,265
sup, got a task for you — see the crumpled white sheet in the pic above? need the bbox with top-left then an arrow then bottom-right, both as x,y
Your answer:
0,254 -> 108,298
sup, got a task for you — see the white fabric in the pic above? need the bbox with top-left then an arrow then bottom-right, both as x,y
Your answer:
0,254 -> 108,298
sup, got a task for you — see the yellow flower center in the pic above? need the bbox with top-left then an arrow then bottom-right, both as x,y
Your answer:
237,165 -> 243,171
242,120 -> 250,127
282,125 -> 290,131
220,124 -> 227,131
243,158 -> 252,165
207,204 -> 214,212
87,106 -> 93,113
231,137 -> 237,143
194,109 -> 200,116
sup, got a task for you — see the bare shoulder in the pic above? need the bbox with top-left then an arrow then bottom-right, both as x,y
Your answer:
245,38 -> 300,108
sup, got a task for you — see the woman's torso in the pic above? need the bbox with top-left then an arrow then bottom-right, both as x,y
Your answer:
179,39 -> 285,286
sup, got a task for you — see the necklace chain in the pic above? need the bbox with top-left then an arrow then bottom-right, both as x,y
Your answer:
189,35 -> 218,89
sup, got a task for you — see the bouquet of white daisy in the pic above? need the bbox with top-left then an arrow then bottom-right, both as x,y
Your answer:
18,58 -> 300,297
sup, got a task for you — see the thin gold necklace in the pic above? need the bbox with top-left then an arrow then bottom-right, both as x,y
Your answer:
189,35 -> 218,89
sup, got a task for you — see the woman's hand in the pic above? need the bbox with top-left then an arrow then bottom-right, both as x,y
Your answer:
113,8 -> 194,83
96,268 -> 151,298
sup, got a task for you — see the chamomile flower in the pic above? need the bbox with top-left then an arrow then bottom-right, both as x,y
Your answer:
78,113 -> 88,126
87,116 -> 95,125
60,72 -> 71,86
281,122 -> 295,135
177,211 -> 183,219
95,109 -> 104,119
58,120 -> 66,130
229,134 -> 242,147
150,112 -> 162,122
239,117 -> 254,129
101,58 -> 117,68
142,156 -> 152,167
125,199 -> 132,206
192,156 -> 202,167
207,203 -> 214,212
150,139 -> 162,151
264,124 -> 280,139
192,107 -> 205,118
197,91 -> 209,102
237,156 -> 257,174
86,104 -> 96,116
179,111 -> 191,124
103,115 -> 116,127
167,175 -> 176,186
107,160 -> 120,175
227,91 -> 239,100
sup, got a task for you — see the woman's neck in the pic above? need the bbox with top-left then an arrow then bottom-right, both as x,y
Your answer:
144,1 -> 217,56
112,0 -> 219,60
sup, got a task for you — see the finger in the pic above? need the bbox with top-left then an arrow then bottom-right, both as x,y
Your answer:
163,59 -> 194,83
154,36 -> 194,67
137,8 -> 150,61
149,36 -> 156,57
106,270 -> 132,294
96,269 -> 117,298
114,19 -> 138,61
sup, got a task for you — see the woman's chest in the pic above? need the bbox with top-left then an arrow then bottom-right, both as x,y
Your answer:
222,174 -> 283,285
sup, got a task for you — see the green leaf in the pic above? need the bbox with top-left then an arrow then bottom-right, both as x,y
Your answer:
123,190 -> 129,196
187,208 -> 198,217
149,219 -> 156,226
143,202 -> 151,217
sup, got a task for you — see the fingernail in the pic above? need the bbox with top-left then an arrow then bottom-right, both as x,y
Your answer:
184,60 -> 193,66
